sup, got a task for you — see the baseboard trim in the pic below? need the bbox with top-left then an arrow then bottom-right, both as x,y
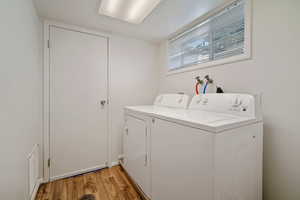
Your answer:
30,178 -> 42,200
50,164 -> 107,181
111,161 -> 120,167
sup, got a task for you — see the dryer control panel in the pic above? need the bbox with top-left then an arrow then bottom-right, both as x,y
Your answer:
189,94 -> 262,118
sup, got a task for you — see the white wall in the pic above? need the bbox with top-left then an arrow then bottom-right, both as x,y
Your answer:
158,0 -> 300,200
0,0 -> 42,199
110,35 -> 159,163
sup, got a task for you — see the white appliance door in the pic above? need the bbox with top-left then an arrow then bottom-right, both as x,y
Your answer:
151,118 -> 214,200
125,116 -> 149,195
49,26 -> 108,180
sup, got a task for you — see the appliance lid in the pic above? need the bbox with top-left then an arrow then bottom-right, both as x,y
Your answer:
152,109 -> 258,133
125,106 -> 258,133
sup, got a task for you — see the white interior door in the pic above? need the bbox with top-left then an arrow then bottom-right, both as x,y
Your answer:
49,26 -> 108,180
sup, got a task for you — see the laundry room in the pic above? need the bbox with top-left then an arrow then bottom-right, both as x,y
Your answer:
0,0 -> 299,200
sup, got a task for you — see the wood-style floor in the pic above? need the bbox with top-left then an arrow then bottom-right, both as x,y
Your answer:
36,165 -> 142,200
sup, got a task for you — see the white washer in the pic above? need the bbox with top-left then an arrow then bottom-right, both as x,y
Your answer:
123,93 -> 263,200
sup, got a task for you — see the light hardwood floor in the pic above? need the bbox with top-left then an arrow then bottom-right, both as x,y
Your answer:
36,165 -> 142,200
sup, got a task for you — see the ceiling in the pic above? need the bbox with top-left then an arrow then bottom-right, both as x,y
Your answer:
34,0 -> 227,43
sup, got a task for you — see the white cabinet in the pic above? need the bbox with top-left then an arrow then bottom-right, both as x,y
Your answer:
151,118 -> 214,200
123,115 -> 150,197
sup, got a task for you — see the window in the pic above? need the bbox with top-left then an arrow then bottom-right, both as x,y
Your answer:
168,0 -> 250,73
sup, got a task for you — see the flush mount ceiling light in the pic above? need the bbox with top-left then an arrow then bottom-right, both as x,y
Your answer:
98,0 -> 162,24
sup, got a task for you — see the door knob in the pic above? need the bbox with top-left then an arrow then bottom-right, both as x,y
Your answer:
100,100 -> 106,106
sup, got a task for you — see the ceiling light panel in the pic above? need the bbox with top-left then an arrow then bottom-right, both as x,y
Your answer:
99,0 -> 162,24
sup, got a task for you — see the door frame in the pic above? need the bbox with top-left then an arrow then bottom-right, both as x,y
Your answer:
43,20 -> 112,182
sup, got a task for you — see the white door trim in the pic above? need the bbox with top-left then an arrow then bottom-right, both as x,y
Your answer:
43,20 -> 112,182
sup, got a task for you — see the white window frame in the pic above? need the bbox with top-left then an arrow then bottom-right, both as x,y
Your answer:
166,0 -> 252,76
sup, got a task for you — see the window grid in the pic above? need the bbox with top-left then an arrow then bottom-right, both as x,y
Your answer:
168,0 -> 245,71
